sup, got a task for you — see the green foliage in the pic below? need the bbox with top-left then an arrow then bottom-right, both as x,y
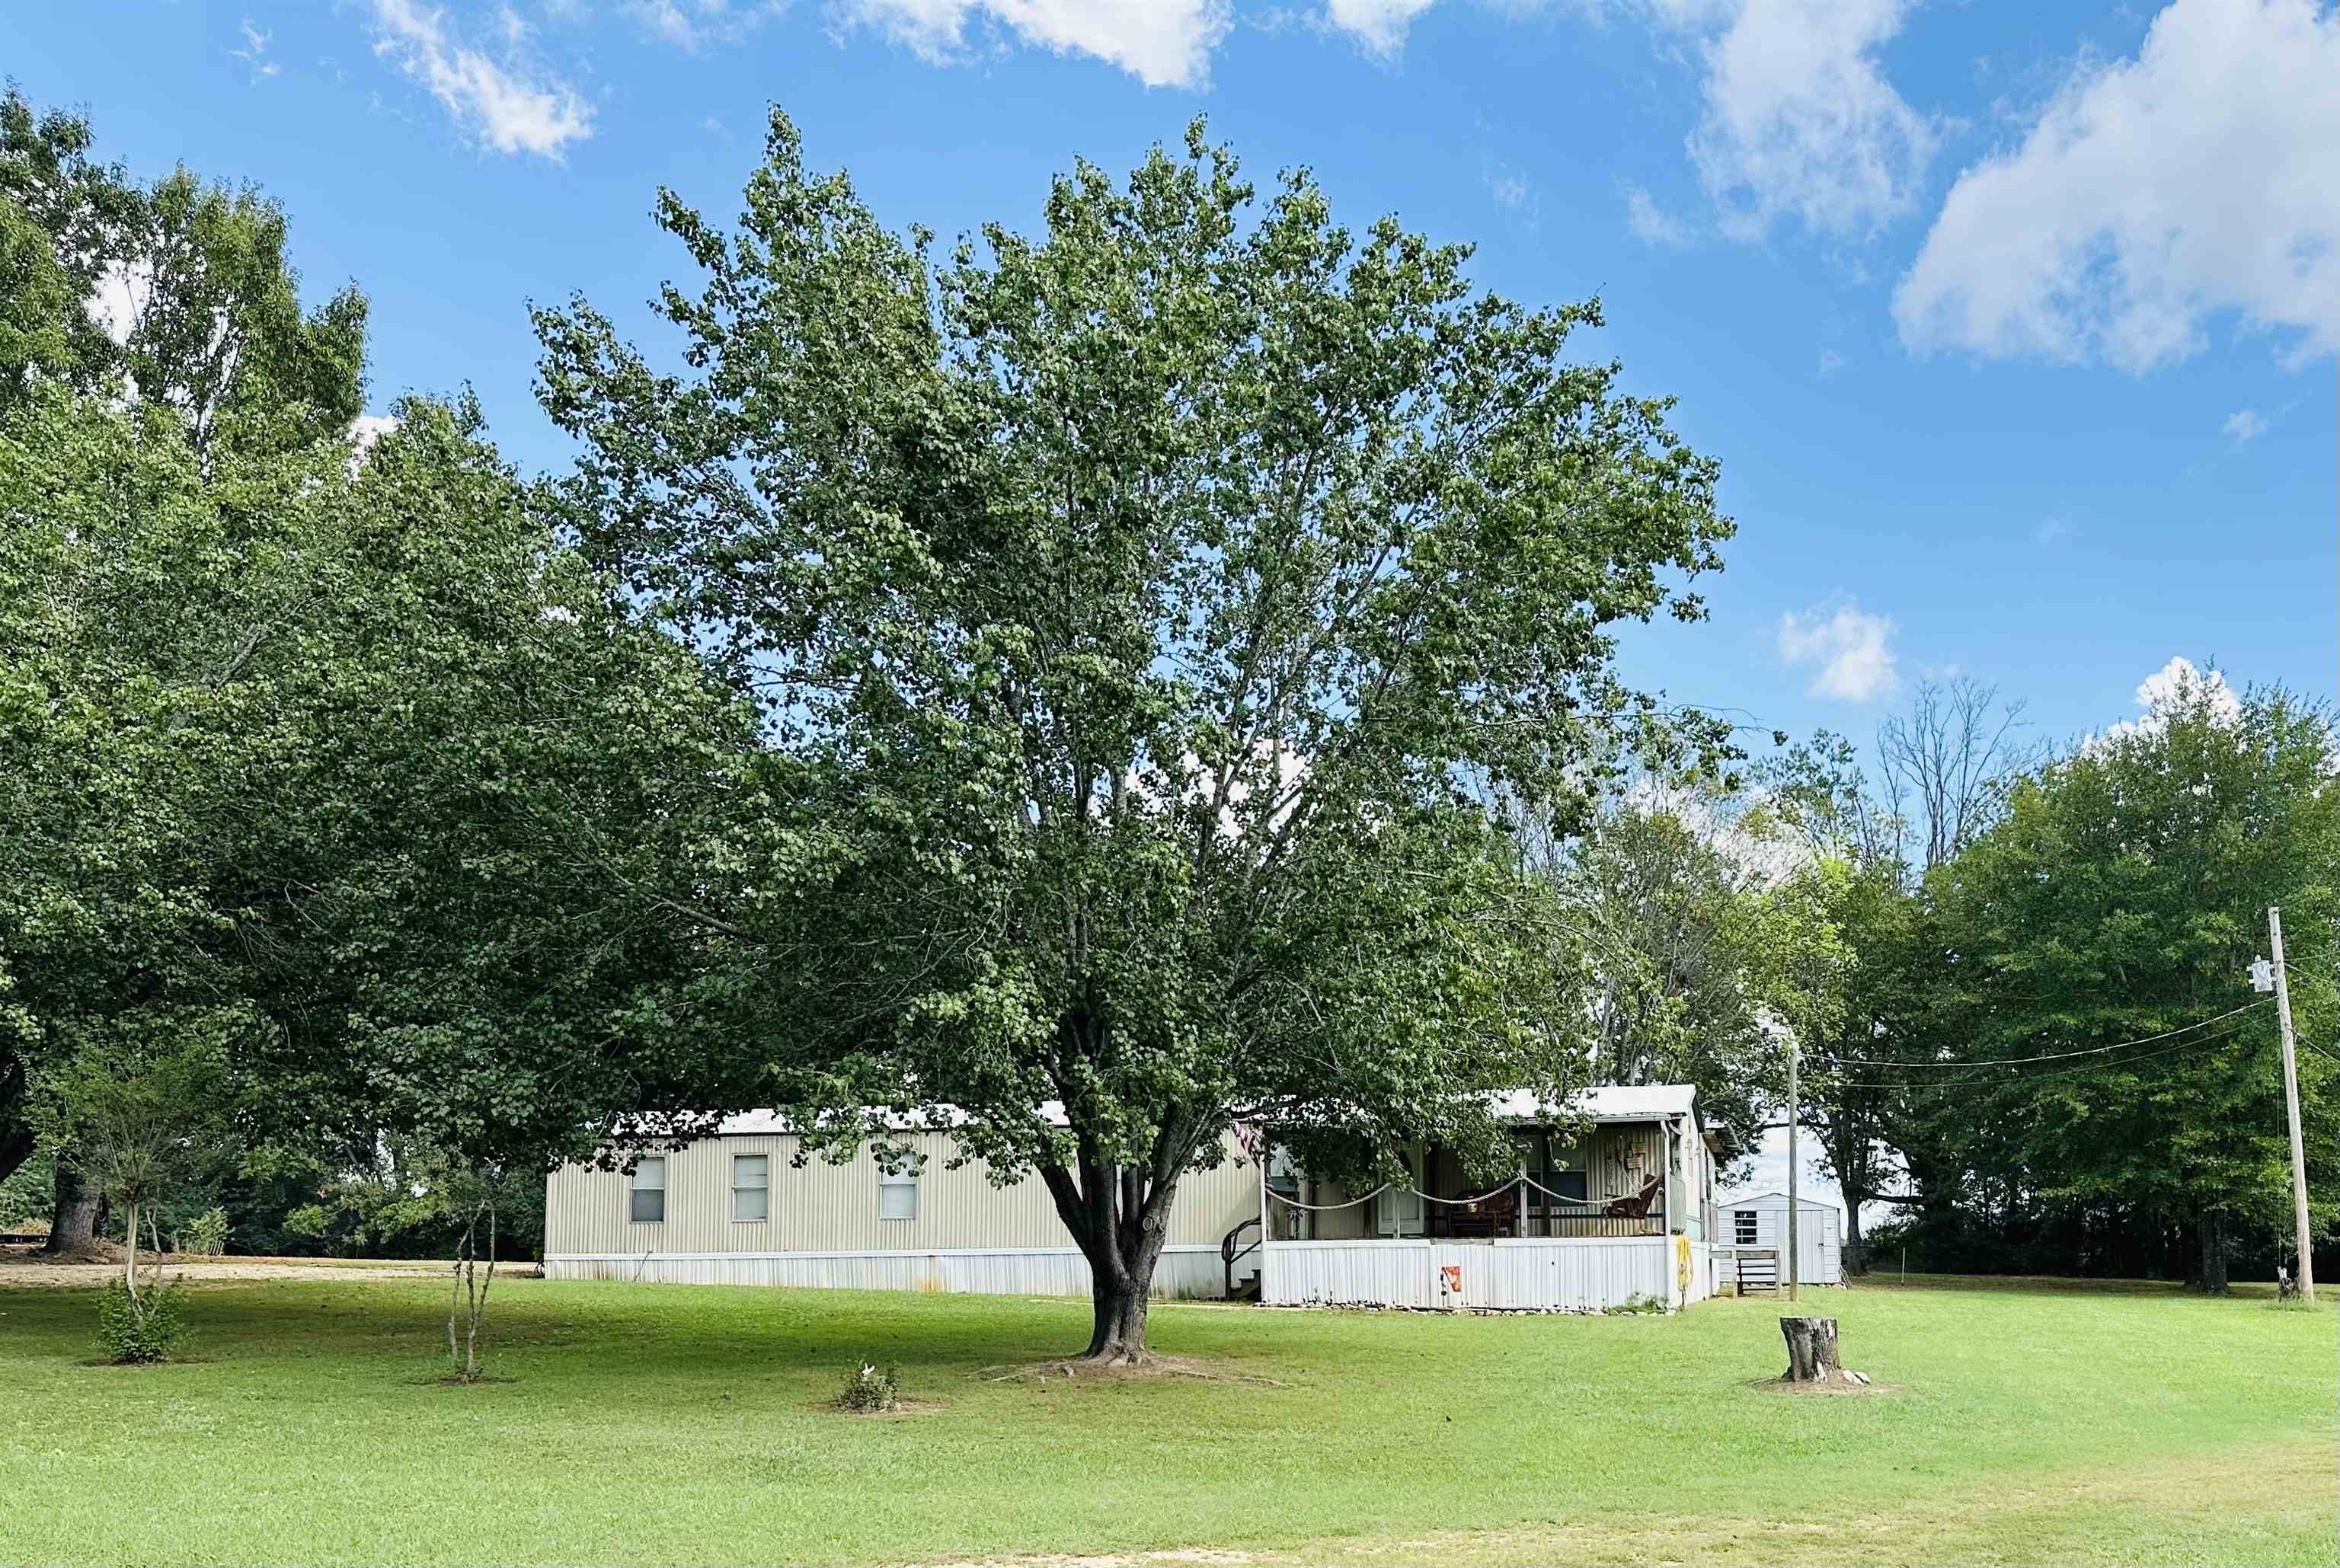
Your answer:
832,1360 -> 903,1413
1913,672 -> 2337,1273
0,88 -> 367,453
0,1146 -> 52,1227
171,1206 -> 229,1257
535,110 -> 1735,1346
93,1278 -> 189,1364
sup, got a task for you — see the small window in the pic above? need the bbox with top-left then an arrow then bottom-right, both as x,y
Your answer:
878,1158 -> 918,1222
732,1154 -> 770,1222
1734,1209 -> 1757,1245
629,1157 -> 666,1223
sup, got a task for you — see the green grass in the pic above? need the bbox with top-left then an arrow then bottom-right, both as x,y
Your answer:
2,1270 -> 2334,1565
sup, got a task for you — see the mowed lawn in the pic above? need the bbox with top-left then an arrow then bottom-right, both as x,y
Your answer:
2,1269 -> 2334,1566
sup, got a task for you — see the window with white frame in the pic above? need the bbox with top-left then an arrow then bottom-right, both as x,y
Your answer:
629,1157 -> 666,1223
1734,1209 -> 1758,1245
878,1156 -> 918,1222
731,1153 -> 770,1222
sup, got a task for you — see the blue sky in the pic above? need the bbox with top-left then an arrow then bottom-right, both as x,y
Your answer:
11,0 -> 2331,764
11,0 -> 2333,1208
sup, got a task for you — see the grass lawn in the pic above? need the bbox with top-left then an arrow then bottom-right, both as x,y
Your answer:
1,1269 -> 2333,1566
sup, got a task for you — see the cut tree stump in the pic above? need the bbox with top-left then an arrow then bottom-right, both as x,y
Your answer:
1779,1316 -> 1871,1388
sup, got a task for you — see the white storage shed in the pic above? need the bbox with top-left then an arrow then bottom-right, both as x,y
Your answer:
1715,1191 -> 1842,1287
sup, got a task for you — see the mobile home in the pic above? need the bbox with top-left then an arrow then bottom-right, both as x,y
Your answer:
542,1084 -> 1725,1313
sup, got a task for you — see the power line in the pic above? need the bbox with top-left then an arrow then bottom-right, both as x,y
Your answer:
1828,997 -> 2271,1069
1821,1015 -> 2265,1091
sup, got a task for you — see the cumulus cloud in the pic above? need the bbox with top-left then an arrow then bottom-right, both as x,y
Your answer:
2223,408 -> 2266,445
1657,0 -> 1938,241
1777,599 -> 1898,701
369,0 -> 594,160
2086,656 -> 2242,750
836,0 -> 1231,88
1323,0 -> 1440,56
1894,0 -> 2340,372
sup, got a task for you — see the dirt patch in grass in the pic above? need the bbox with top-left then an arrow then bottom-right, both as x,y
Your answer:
974,1355 -> 1285,1388
1747,1374 -> 1899,1396
823,1397 -> 947,1419
0,1255 -> 460,1289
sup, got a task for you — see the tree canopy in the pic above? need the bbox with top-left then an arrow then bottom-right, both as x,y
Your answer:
535,111 -> 1737,1358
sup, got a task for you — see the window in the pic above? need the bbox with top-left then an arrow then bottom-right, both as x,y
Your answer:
878,1158 -> 918,1222
732,1154 -> 769,1222
1518,1131 -> 1588,1208
629,1157 -> 666,1223
1734,1209 -> 1758,1245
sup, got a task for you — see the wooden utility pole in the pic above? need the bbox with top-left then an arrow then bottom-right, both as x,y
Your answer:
2268,908 -> 2316,1306
1786,1033 -> 1801,1302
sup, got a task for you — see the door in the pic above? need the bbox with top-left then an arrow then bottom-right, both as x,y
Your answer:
1379,1145 -> 1426,1237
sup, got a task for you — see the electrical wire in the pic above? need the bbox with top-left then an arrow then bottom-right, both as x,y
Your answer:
1819,1014 -> 2265,1091
1827,997 -> 2271,1068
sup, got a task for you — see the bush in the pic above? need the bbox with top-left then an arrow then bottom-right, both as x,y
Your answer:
833,1362 -> 900,1413
95,1282 -> 190,1364
173,1207 -> 229,1257
1603,1291 -> 1667,1316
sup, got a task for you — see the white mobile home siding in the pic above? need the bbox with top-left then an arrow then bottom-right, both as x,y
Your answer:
543,1129 -> 1260,1298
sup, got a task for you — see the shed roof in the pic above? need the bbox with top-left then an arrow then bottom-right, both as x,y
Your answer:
1716,1190 -> 1838,1211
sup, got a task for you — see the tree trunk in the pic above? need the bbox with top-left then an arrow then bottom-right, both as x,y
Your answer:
1085,1264 -> 1153,1362
2196,1210 -> 2230,1295
1779,1316 -> 1841,1382
1842,1202 -> 1867,1276
42,1162 -> 100,1257
122,1199 -> 139,1298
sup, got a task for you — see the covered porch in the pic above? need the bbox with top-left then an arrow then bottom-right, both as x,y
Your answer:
1245,1086 -> 1721,1312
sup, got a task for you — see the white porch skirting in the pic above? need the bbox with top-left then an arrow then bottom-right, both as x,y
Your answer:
1262,1236 -> 1712,1312
542,1244 -> 1227,1298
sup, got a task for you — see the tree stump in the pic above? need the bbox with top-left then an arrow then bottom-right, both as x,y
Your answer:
1779,1316 -> 1869,1387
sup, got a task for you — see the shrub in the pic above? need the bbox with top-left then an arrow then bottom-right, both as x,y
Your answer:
1603,1291 -> 1668,1316
173,1207 -> 229,1257
833,1362 -> 901,1413
95,1282 -> 190,1364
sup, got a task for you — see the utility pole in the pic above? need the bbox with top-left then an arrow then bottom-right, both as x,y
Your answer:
2266,909 -> 2316,1306
1786,1033 -> 1801,1302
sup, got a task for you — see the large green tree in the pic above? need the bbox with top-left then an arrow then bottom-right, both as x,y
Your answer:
1920,669 -> 2337,1289
0,383 -> 761,1258
536,113 -> 1734,1360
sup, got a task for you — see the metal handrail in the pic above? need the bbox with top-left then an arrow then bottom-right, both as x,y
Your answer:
1221,1215 -> 1263,1300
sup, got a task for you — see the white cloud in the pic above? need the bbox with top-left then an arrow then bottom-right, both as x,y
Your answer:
1894,0 -> 2340,372
836,0 -> 1231,88
2223,408 -> 2266,445
1623,184 -> 1693,247
347,413 -> 401,474
369,0 -> 594,160
2087,656 -> 2242,750
2033,516 -> 2069,544
1486,170 -> 1530,211
233,17 -> 282,78
632,0 -> 769,49
1323,0 -> 1439,56
1658,0 -> 1938,242
1816,347 -> 1843,377
1777,599 -> 1898,702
